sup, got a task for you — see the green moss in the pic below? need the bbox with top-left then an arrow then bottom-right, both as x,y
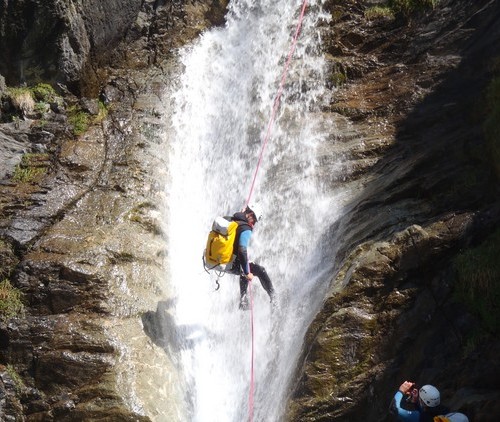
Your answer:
454,228 -> 500,333
12,164 -> 45,183
34,102 -> 49,114
67,99 -> 109,135
31,83 -> 58,102
0,279 -> 24,321
330,72 -> 347,87
331,8 -> 344,23
327,59 -> 348,88
462,330 -> 489,358
365,6 -> 395,20
95,100 -> 109,123
388,0 -> 438,20
0,239 -> 17,280
6,86 -> 32,98
12,153 -> 49,183
6,364 -> 26,394
68,105 -> 90,135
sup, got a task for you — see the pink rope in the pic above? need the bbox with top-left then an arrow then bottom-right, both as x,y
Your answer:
245,3 -> 308,422
245,0 -> 308,207
248,280 -> 255,422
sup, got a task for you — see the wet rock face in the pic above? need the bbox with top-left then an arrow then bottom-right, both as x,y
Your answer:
0,76 -> 163,419
288,0 -> 500,420
0,0 -> 228,95
0,0 -> 142,93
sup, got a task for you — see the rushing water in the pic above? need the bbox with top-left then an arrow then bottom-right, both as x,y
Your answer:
166,1 -> 345,420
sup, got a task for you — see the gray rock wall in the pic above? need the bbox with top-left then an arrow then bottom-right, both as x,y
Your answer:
0,0 -> 142,93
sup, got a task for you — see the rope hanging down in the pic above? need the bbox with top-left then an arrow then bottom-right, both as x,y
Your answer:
245,1 -> 308,421
248,281 -> 255,422
245,0 -> 309,207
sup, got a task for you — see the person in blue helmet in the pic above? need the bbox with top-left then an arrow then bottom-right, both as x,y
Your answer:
226,203 -> 276,310
391,381 -> 449,422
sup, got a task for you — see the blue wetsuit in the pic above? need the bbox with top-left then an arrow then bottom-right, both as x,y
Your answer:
238,230 -> 252,274
392,390 -> 449,422
229,212 -> 275,306
393,391 -> 420,422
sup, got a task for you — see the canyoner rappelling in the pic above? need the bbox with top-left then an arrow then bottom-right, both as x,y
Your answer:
203,203 -> 276,308
202,0 -> 308,296
200,0 -> 309,420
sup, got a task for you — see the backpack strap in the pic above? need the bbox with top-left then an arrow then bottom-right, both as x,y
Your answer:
231,212 -> 252,254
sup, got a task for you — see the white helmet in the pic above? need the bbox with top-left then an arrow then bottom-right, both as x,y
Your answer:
246,203 -> 263,222
419,385 -> 440,407
444,412 -> 469,422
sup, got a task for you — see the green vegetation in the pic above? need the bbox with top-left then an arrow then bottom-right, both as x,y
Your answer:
454,228 -> 500,333
96,100 -> 109,123
365,6 -> 395,20
12,153 -> 49,183
387,0 -> 438,20
68,99 -> 109,135
31,83 -> 58,103
68,105 -> 90,135
330,72 -> 347,87
0,279 -> 24,321
4,83 -> 62,120
0,239 -> 18,279
484,74 -> 500,180
6,364 -> 26,394
3,82 -> 108,134
13,165 -> 45,183
454,62 -> 500,331
328,60 -> 348,88
6,87 -> 35,116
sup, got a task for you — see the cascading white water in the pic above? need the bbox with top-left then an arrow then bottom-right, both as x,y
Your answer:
166,1 -> 346,420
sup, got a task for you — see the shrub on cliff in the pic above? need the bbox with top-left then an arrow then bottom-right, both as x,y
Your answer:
6,87 -> 35,117
454,228 -> 500,334
0,240 -> 18,279
12,153 -> 49,184
31,83 -> 58,103
388,0 -> 438,21
0,279 -> 24,322
2,83 -> 62,121
67,105 -> 90,135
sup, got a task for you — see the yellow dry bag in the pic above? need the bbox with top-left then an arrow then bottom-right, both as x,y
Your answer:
204,217 -> 238,269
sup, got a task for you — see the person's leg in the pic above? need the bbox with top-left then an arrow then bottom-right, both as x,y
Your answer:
239,275 -> 249,309
249,262 -> 275,301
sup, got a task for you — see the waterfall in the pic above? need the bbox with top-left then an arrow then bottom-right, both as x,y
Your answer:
165,0 -> 345,420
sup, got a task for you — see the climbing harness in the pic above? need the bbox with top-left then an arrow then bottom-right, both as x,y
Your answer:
244,1 -> 309,421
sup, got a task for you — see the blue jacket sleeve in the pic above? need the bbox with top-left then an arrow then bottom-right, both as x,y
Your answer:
393,391 -> 420,422
238,230 -> 252,274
